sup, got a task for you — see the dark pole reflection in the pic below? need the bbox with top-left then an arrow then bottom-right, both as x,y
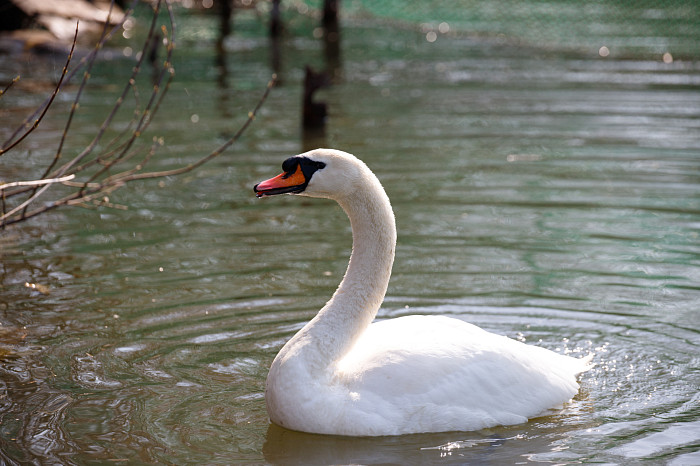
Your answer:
215,0 -> 233,118
269,0 -> 283,86
322,0 -> 341,81
301,65 -> 331,151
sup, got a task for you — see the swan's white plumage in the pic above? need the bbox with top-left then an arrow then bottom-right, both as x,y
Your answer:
257,149 -> 590,436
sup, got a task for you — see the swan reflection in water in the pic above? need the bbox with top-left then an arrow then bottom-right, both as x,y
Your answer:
262,410 -> 594,465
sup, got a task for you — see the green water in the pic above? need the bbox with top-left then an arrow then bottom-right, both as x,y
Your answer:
1,4 -> 699,464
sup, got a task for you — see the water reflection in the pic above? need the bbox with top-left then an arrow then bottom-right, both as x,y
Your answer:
263,415 -> 592,465
215,0 -> 233,117
321,0 -> 342,79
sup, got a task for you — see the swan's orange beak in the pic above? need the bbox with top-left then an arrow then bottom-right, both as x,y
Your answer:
254,164 -> 307,197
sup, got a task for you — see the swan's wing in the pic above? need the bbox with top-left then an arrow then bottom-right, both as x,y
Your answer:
334,315 -> 587,433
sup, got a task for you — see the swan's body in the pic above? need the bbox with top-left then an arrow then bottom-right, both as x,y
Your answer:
254,149 -> 590,436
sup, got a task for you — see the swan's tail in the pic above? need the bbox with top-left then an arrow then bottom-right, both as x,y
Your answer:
575,353 -> 595,376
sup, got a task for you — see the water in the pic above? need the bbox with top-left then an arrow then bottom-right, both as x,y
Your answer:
1,5 -> 699,465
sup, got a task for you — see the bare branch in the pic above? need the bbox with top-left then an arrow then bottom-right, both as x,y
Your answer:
41,0 -> 125,180
80,3 -> 176,192
0,22 -> 79,157
0,76 -> 20,99
1,0 -> 137,151
121,75 -> 277,182
0,175 -> 76,190
0,0 -> 275,230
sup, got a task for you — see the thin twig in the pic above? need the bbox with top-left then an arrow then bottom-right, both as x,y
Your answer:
57,0 -> 165,182
1,0 -> 275,229
121,74 -> 276,182
81,2 -> 174,192
1,74 -> 276,227
0,76 -> 20,98
3,0 -> 165,204
1,0 -> 135,149
0,175 -> 76,190
0,22 -> 79,156
41,0 -> 121,180
0,0 -> 167,203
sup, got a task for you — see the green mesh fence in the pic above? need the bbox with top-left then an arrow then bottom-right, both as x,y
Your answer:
296,0 -> 700,59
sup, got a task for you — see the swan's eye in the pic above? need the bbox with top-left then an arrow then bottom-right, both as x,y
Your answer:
309,160 -> 326,171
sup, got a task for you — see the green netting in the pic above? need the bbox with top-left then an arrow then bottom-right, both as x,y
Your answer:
296,0 -> 700,59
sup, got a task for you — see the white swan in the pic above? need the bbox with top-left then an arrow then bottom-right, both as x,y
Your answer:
254,148 -> 591,436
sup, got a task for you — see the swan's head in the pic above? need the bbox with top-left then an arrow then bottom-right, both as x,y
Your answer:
254,149 -> 371,201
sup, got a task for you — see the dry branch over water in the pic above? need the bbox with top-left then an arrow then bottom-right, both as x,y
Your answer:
0,0 -> 275,229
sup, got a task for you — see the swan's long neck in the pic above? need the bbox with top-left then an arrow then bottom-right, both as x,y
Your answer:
298,173 -> 396,371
